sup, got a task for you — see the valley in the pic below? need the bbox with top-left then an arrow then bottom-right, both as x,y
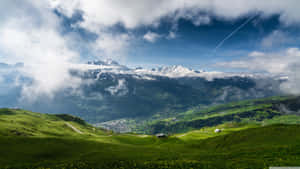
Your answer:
1,96 -> 300,169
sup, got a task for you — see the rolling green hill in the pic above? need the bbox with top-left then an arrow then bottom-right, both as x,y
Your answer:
1,108 -> 300,168
144,96 -> 300,134
0,108 -> 109,137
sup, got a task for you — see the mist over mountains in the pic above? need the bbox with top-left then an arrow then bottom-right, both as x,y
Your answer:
0,60 -> 284,124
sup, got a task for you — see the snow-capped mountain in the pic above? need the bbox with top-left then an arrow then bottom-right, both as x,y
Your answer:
135,65 -> 203,78
77,60 -> 273,81
87,59 -> 127,68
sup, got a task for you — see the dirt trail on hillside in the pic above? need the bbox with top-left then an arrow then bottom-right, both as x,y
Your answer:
65,122 -> 83,134
177,133 -> 187,137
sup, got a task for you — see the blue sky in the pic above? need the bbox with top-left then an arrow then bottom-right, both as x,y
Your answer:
125,15 -> 283,70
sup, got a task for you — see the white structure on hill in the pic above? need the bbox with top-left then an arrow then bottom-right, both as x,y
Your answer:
214,129 -> 221,133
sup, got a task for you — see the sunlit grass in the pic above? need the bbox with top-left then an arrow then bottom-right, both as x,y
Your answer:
2,108 -> 300,168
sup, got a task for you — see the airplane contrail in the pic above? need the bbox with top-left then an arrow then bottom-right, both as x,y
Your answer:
213,14 -> 258,53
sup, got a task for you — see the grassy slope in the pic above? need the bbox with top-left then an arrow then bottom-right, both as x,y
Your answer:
145,96 -> 300,134
0,108 -> 108,137
1,108 -> 300,168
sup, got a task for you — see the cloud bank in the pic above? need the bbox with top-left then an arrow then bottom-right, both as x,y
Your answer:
50,0 -> 300,30
0,1 -> 81,100
217,48 -> 300,94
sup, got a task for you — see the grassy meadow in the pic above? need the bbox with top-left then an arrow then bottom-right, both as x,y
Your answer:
1,107 -> 300,168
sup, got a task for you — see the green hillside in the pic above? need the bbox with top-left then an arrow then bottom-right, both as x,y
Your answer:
1,108 -> 300,168
0,108 -> 109,137
144,96 -> 300,134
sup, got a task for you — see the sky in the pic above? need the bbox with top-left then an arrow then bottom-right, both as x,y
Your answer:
1,0 -> 300,96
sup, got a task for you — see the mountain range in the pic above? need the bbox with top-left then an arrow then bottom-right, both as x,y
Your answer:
0,60 -> 285,125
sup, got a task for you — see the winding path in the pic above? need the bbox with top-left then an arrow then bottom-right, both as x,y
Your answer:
65,122 -> 83,134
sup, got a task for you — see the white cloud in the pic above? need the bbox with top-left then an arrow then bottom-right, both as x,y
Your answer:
92,33 -> 131,59
50,0 -> 300,31
0,0 -> 81,101
143,31 -> 161,43
105,79 -> 128,96
280,64 -> 300,94
192,15 -> 211,26
167,31 -> 177,39
217,48 -> 300,94
217,49 -> 300,74
261,30 -> 293,48
175,11 -> 211,26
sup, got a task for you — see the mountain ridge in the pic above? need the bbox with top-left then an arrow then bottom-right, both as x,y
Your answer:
80,60 -> 280,80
